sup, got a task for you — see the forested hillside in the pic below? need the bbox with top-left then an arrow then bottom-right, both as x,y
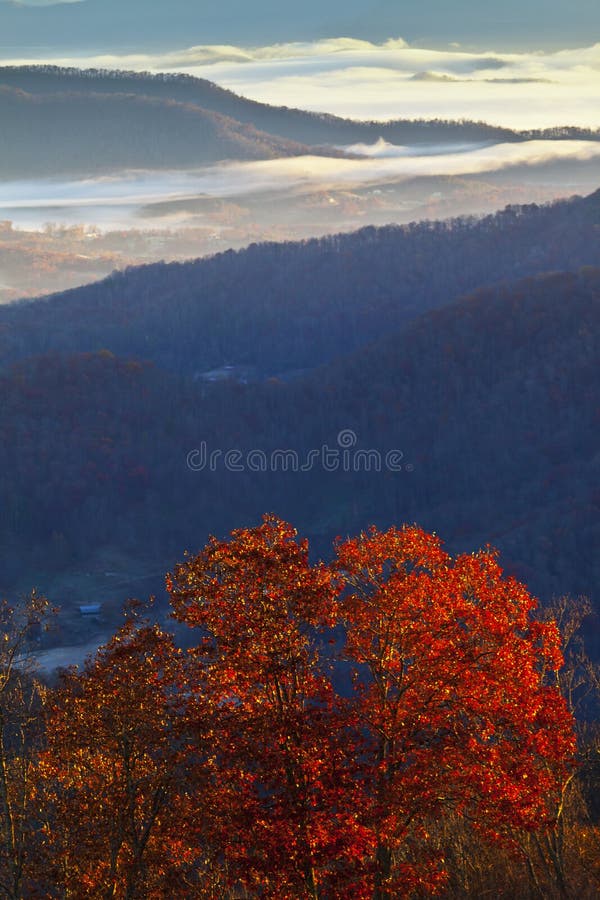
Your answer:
1,190 -> 599,375
0,86 -> 342,178
1,266 -> 598,635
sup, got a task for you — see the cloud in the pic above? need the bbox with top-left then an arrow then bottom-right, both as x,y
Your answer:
155,38 -> 411,67
0,36 -> 409,70
467,57 -> 508,72
197,41 -> 598,130
485,77 -> 554,84
341,138 -> 493,158
411,71 -> 460,82
2,140 -> 599,216
251,37 -> 410,59
410,72 -> 463,81
0,38 -> 599,129
411,71 -> 554,85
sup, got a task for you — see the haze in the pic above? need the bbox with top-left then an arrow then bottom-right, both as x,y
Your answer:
3,140 -> 600,231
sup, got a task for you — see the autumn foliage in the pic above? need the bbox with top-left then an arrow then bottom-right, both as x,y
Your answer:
168,518 -> 353,898
37,616 -> 198,897
0,518 -> 587,897
333,526 -> 576,897
165,517 -> 576,898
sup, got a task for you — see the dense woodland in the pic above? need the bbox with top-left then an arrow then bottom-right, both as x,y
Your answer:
1,191 -> 599,374
0,519 -> 599,898
0,194 -> 598,647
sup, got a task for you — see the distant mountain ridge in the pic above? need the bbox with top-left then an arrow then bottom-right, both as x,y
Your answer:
0,83 -> 346,179
1,189 -> 598,375
2,66 -> 598,158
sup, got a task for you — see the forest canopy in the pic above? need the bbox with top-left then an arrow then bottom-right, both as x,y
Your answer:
1,517 -> 597,898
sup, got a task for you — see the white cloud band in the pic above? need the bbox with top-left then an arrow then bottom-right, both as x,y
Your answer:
1,37 -> 599,129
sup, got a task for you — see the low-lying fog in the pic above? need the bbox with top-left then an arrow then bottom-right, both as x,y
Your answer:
2,139 -> 600,230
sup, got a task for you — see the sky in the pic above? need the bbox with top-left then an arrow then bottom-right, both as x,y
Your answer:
0,0 -> 598,51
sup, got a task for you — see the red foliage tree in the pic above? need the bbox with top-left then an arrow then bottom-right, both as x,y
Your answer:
37,608 -> 219,898
168,515 -> 362,898
334,525 -> 577,898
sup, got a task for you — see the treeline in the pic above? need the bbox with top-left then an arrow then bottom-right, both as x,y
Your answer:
1,519 -> 599,898
2,66 -> 599,148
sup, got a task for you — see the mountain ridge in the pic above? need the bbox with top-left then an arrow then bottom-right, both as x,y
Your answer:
0,83 -> 347,178
1,189 -> 599,375
2,66 -> 598,152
